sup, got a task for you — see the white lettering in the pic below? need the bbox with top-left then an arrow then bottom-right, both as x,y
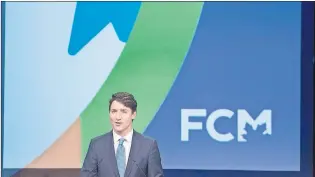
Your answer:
181,109 -> 272,142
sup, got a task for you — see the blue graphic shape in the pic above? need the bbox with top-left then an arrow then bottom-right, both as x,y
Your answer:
144,2 -> 301,171
4,2 -> 125,168
68,2 -> 141,55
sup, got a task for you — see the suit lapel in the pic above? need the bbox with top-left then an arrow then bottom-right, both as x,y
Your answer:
124,131 -> 141,177
108,131 -> 120,177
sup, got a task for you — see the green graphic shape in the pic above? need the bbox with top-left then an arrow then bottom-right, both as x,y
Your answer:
80,2 -> 203,160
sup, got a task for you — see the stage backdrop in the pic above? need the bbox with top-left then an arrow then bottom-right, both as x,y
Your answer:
1,2 -> 313,177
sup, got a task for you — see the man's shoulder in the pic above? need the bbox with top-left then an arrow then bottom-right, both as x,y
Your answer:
134,130 -> 156,146
90,131 -> 112,144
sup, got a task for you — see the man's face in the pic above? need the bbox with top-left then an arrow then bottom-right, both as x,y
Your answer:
109,100 -> 136,135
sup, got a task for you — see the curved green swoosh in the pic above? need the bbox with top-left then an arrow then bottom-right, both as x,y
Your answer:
80,2 -> 203,159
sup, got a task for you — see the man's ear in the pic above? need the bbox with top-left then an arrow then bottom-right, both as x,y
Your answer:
132,111 -> 137,120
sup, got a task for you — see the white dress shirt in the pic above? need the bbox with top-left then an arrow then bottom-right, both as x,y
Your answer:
113,129 -> 133,166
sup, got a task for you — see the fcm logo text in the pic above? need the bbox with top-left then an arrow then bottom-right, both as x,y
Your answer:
181,109 -> 272,142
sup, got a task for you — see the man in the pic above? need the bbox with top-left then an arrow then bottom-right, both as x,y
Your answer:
81,92 -> 164,177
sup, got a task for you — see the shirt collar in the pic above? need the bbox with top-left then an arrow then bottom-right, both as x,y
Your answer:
113,129 -> 133,143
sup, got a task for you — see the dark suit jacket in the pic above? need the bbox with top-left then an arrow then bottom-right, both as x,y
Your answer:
81,130 -> 164,177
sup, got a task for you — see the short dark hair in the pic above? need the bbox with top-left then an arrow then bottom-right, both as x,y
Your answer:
109,92 -> 137,113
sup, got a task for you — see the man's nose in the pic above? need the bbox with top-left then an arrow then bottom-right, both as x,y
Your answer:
116,113 -> 122,119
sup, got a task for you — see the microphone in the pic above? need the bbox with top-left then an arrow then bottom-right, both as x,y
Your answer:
133,160 -> 147,177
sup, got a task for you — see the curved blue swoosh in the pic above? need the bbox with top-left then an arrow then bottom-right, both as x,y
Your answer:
144,2 -> 301,171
